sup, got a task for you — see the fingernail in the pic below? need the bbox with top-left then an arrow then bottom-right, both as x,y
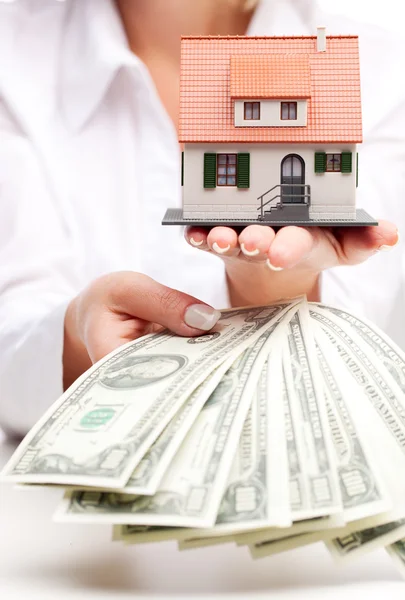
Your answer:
241,243 -> 260,257
212,242 -> 231,254
189,237 -> 204,247
184,304 -> 221,331
266,259 -> 283,272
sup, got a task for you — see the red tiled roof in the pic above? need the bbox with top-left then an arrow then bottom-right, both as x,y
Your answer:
230,54 -> 311,99
179,35 -> 362,144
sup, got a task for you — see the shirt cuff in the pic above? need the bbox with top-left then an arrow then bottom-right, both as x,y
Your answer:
0,300 -> 70,437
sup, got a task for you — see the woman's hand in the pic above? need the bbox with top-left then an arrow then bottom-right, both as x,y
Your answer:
63,272 -> 221,388
185,221 -> 399,306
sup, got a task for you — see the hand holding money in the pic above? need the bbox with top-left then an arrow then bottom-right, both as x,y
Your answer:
3,296 -> 405,583
63,271 -> 221,387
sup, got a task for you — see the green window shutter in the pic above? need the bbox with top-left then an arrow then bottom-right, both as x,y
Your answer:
181,151 -> 184,186
237,153 -> 250,188
314,152 -> 326,173
341,152 -> 352,173
356,152 -> 359,187
204,153 -> 216,188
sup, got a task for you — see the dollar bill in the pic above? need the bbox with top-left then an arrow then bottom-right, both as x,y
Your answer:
114,326 -> 294,546
387,538 -> 405,579
169,349 -> 291,544
178,536 -> 236,551
56,327 -> 284,527
172,353 -> 291,552
222,304 -> 344,550
246,335 -> 391,559
114,525 -> 192,545
328,520 -> 405,561
282,305 -> 342,520
192,303 -> 345,551
121,360 -> 235,495
309,310 -> 405,559
311,303 -> 405,393
2,302 -> 296,489
315,341 -> 389,522
250,530 -> 332,559
233,514 -> 344,547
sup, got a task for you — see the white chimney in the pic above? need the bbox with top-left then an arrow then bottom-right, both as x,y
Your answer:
317,26 -> 326,52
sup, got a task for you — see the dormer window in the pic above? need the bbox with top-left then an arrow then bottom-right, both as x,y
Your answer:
244,102 -> 260,120
281,102 -> 297,120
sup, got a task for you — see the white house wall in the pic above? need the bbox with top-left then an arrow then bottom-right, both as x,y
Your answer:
234,100 -> 307,127
183,143 -> 357,221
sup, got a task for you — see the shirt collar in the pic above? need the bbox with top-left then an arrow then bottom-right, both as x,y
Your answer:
59,0 -> 317,132
59,0 -> 139,130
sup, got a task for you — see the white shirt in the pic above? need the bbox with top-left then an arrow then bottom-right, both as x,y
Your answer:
0,0 -> 404,436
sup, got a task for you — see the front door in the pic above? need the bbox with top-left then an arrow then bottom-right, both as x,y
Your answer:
281,154 -> 305,203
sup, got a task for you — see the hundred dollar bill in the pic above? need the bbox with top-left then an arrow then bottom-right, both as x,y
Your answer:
311,303 -> 405,393
182,519 -> 338,551
121,360 -> 235,495
309,312 -> 405,560
234,514 -> 344,547
210,352 -> 290,531
2,302 -> 297,489
328,520 -> 405,562
115,332 -> 293,546
114,525 -> 192,545
247,335 -> 391,559
315,341 -> 389,522
228,305 -> 344,550
56,328 -> 285,527
387,538 -> 405,579
174,354 -> 289,552
250,530 -> 333,559
166,349 -> 291,547
228,304 -> 345,551
281,305 -> 342,520
15,367 -> 233,498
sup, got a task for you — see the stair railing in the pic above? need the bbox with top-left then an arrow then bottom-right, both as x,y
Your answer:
257,184 -> 311,220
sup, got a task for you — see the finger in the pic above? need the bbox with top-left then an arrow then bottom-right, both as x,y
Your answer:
334,219 -> 399,265
111,272 -> 221,333
267,226 -> 316,270
185,227 -> 210,251
84,308 -> 155,363
238,225 -> 276,262
207,227 -> 240,258
83,273 -> 222,361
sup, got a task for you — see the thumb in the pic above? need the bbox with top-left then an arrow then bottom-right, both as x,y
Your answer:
108,272 -> 222,337
337,219 -> 399,266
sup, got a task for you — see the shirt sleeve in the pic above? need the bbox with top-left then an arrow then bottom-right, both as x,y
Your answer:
0,133 -> 83,437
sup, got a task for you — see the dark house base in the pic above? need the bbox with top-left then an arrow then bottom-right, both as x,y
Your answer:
162,208 -> 378,227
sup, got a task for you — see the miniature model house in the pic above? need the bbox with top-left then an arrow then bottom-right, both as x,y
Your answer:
163,28 -> 376,227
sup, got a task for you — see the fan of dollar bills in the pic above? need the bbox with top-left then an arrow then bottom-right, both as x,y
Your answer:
2,297 -> 405,578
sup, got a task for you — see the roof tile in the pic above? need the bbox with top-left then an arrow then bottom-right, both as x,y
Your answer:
230,54 -> 311,99
179,35 -> 362,144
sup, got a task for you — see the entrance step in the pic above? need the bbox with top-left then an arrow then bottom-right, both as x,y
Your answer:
262,204 -> 310,221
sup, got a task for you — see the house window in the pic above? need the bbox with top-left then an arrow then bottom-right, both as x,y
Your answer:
281,102 -> 297,120
217,154 -> 237,186
326,154 -> 342,172
244,102 -> 260,120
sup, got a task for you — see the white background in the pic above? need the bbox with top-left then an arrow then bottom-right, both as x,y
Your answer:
318,0 -> 404,32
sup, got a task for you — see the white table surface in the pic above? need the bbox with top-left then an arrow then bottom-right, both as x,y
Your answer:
1,438 -> 405,600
